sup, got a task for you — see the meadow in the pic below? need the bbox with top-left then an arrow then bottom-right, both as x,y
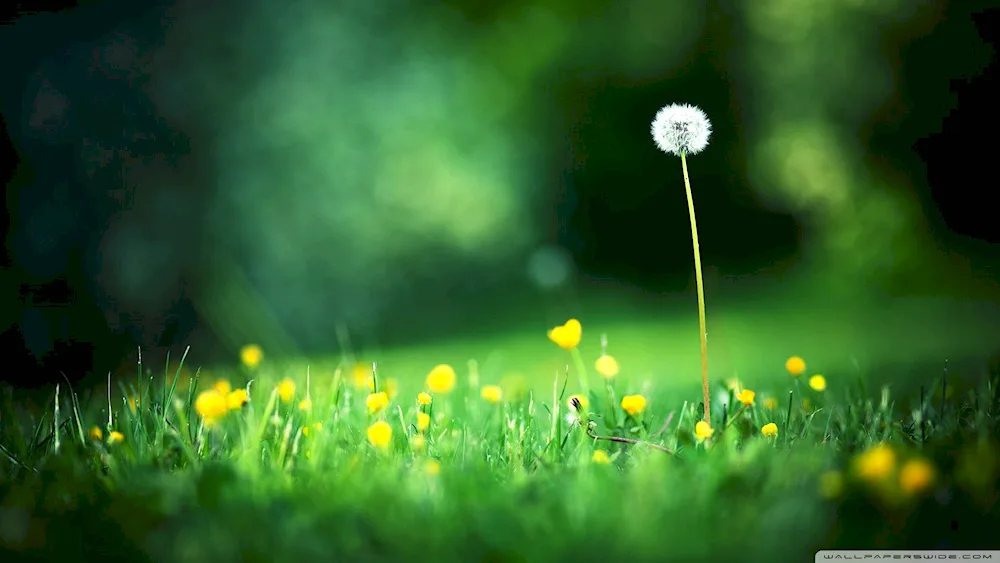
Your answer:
1,283 -> 1000,562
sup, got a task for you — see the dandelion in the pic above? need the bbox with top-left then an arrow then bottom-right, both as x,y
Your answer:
239,344 -> 263,369
89,426 -> 103,441
417,392 -> 433,406
809,374 -> 827,392
425,459 -> 441,476
786,356 -> 806,376
595,354 -> 619,378
213,380 -> 232,395
547,319 -> 582,351
761,422 -> 778,437
366,392 -> 389,414
277,379 -> 296,403
302,422 -> 322,437
852,443 -> 896,482
763,397 -> 778,410
107,431 -> 125,445
227,388 -> 249,410
367,420 -> 393,450
899,458 -> 936,495
298,397 -> 312,411
480,385 -> 503,404
425,365 -> 457,394
736,389 -> 755,406
410,433 -> 427,451
592,450 -> 611,464
652,103 -> 713,423
416,412 -> 431,433
567,394 -> 589,410
694,420 -> 714,441
819,470 -> 844,499
620,394 -> 647,416
195,388 -> 229,425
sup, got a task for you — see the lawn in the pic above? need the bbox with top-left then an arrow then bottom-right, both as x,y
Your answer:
1,279 -> 999,562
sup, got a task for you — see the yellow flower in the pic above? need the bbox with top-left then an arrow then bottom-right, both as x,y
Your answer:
351,363 -> 371,389
899,458 -> 935,495
302,422 -> 322,437
695,420 -> 714,441
239,344 -> 263,369
416,412 -> 431,433
366,420 -> 393,450
819,470 -> 844,499
761,422 -> 778,437
89,426 -> 103,441
809,374 -> 827,392
547,319 -> 582,350
195,389 -> 229,425
299,397 -> 312,411
417,392 -> 432,406
786,356 -> 806,376
107,431 -> 125,445
425,459 -> 441,476
368,377 -> 399,398
480,385 -> 503,404
568,394 -> 589,410
277,378 -> 296,402
227,389 -> 249,410
594,354 -> 619,378
213,380 -> 232,395
736,389 -> 755,406
620,394 -> 647,416
801,398 -> 812,412
592,450 -> 611,464
763,397 -> 778,410
852,443 -> 896,482
410,433 -> 427,450
425,364 -> 457,394
127,396 -> 139,414
366,392 -> 389,414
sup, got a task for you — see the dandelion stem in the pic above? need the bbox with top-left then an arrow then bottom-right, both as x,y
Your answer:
681,151 -> 710,423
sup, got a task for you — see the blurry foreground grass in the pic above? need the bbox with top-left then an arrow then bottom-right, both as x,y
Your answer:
1,321 -> 1000,562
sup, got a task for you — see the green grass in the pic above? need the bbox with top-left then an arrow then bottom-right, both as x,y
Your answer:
1,317 -> 999,562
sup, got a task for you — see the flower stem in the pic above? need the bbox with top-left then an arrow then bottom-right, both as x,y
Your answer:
680,151 -> 711,423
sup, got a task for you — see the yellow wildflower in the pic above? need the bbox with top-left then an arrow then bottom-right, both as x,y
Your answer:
417,392 -> 432,406
785,356 -> 806,376
592,450 -> 611,464
89,426 -> 103,441
366,420 -> 392,450
239,344 -> 263,369
763,397 -> 778,410
852,443 -> 896,482
695,420 -> 714,441
416,412 -> 431,433
568,394 -> 589,410
761,422 -> 778,437
620,394 -> 647,416
480,385 -> 503,404
736,389 -> 755,406
366,392 -> 389,414
547,319 -> 582,350
899,458 -> 935,495
277,378 -> 296,402
425,459 -> 441,476
298,397 -> 312,411
819,470 -> 844,499
351,363 -> 371,389
425,365 -> 457,394
410,433 -> 427,450
809,374 -> 827,392
302,422 -> 322,437
107,431 -> 125,445
594,354 -> 619,378
195,389 -> 229,425
213,380 -> 232,395
227,389 -> 249,410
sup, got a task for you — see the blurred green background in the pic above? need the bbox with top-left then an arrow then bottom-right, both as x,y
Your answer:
2,0 -> 999,391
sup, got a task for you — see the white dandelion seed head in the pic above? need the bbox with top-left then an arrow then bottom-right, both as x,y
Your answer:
651,103 -> 712,157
